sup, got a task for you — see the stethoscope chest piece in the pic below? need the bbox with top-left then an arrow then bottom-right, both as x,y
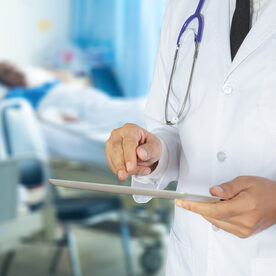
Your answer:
171,117 -> 179,124
162,116 -> 179,125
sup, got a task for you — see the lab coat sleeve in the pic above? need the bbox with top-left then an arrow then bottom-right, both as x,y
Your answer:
131,0 -> 181,203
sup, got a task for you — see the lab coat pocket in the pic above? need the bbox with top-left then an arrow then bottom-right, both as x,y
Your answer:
251,258 -> 276,276
166,227 -> 194,276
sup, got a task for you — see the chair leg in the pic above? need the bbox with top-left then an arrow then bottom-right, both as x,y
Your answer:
49,238 -> 66,276
119,211 -> 135,276
65,225 -> 82,276
0,251 -> 16,276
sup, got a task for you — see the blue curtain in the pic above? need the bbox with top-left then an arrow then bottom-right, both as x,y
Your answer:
71,0 -> 165,98
71,0 -> 116,48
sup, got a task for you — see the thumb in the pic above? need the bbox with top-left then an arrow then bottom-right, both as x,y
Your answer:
136,145 -> 150,161
210,177 -> 251,199
137,142 -> 159,162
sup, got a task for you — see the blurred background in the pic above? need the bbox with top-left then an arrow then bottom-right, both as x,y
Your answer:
0,0 -> 176,276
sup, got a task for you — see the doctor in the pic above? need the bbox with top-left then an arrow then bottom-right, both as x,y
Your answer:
105,0 -> 276,275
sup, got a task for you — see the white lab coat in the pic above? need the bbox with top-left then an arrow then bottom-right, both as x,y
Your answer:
132,0 -> 276,275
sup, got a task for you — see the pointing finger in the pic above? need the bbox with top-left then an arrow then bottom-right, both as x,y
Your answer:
111,141 -> 127,170
123,137 -> 140,173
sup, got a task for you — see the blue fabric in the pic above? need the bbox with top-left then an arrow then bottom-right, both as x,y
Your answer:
114,0 -> 166,98
71,0 -> 165,98
5,81 -> 59,110
90,66 -> 123,97
71,0 -> 116,49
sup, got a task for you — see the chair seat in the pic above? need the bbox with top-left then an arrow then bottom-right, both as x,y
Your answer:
55,196 -> 122,221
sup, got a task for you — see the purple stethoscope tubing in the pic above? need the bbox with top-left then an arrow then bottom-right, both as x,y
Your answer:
177,0 -> 205,45
164,0 -> 205,125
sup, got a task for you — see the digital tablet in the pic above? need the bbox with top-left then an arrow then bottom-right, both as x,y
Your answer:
49,179 -> 222,202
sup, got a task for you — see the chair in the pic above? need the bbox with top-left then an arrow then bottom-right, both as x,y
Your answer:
0,98 -> 49,189
0,160 -> 17,223
0,160 -> 44,276
0,160 -> 18,276
0,98 -> 135,276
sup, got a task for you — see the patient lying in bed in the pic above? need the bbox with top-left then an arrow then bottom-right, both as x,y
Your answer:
0,62 -> 147,206
0,62 -> 146,130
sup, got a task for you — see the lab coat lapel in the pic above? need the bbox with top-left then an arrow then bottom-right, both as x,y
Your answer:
226,1 -> 276,80
213,0 -> 232,76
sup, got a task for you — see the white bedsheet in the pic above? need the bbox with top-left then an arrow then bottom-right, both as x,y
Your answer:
38,83 -> 147,164
40,120 -> 108,164
39,83 -> 146,129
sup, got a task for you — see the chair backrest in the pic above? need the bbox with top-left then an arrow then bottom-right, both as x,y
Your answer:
0,98 -> 48,158
0,160 -> 18,223
0,98 -> 49,188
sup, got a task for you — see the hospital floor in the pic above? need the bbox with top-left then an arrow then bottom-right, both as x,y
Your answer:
0,226 -> 166,276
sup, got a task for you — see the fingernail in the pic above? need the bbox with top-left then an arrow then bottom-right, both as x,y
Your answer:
176,200 -> 183,207
213,185 -> 224,193
126,162 -> 132,172
144,168 -> 151,175
139,148 -> 148,160
118,170 -> 124,179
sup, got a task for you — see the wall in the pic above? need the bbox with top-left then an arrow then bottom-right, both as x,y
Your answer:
0,0 -> 71,65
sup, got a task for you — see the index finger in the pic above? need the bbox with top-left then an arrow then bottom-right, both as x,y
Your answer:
122,136 -> 140,172
176,192 -> 248,219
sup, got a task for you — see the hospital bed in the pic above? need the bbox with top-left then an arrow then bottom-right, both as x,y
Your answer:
37,82 -> 146,165
4,64 -> 146,165
39,118 -> 108,165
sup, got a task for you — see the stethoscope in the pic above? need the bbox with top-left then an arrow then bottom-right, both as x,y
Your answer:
164,0 -> 205,125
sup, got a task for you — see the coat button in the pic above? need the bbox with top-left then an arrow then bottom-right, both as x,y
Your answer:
217,152 -> 227,162
223,85 -> 233,95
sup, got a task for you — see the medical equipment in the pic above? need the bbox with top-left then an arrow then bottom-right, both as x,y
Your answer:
49,179 -> 222,202
164,0 -> 205,125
